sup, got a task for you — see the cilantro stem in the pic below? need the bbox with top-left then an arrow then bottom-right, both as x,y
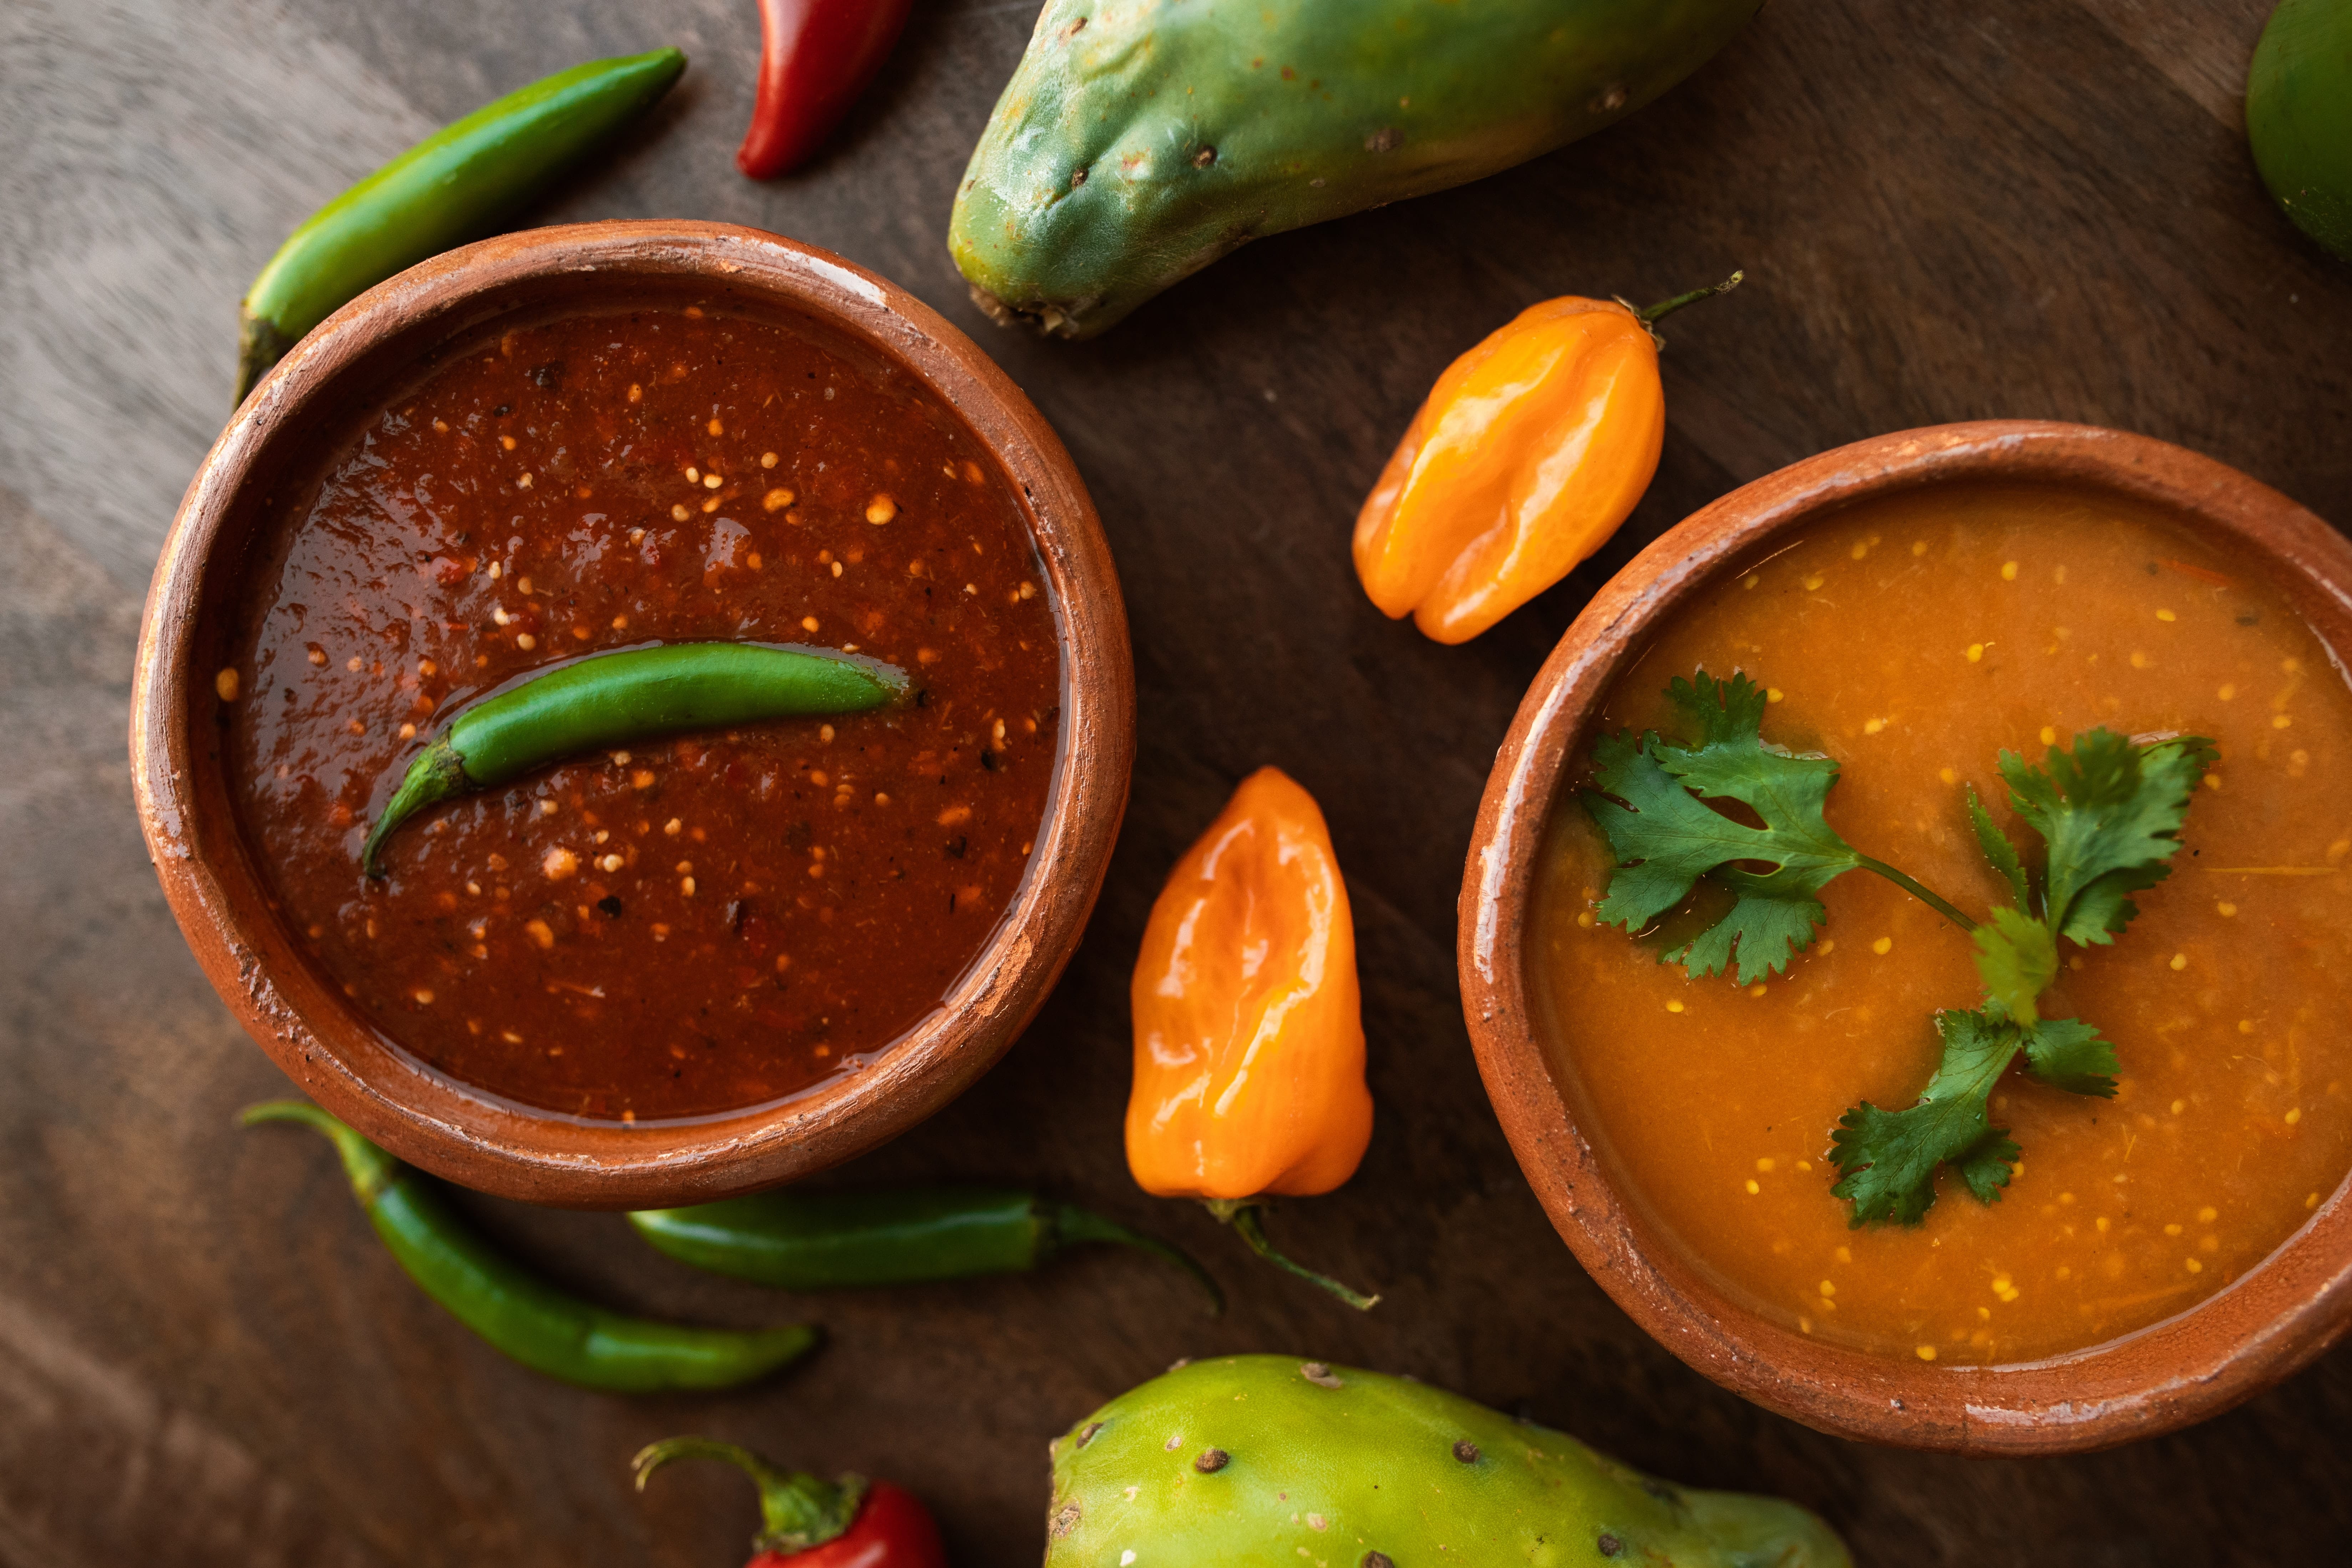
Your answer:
1853,857 -> 1977,932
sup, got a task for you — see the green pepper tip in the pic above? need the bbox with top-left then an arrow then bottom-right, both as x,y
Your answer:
235,45 -> 693,411
233,308 -> 297,409
361,735 -> 470,878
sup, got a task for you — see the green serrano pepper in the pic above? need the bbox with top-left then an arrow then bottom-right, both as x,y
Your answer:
363,642 -> 906,876
237,47 -> 687,405
950,0 -> 1760,337
243,1102 -> 820,1393
629,1188 -> 1225,1315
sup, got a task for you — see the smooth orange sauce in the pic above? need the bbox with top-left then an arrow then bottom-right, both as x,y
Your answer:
1529,483 -> 2352,1362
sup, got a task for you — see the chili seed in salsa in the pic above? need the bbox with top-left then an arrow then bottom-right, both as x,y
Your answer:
223,305 -> 1061,1121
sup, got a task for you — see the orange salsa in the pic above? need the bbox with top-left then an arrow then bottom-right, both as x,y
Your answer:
1529,483 -> 2352,1363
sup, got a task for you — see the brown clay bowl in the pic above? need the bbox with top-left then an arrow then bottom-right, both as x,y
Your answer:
1459,420 -> 2352,1453
132,221 -> 1133,1208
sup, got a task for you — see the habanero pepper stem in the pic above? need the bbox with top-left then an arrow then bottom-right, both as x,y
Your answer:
1353,269 -> 1747,645
628,1187 -> 1224,1315
1127,767 -> 1380,1310
1627,268 -> 1744,332
634,1437 -> 946,1567
737,0 -> 914,179
363,641 -> 908,877
242,1102 -> 819,1392
1204,1199 -> 1379,1311
237,49 -> 686,406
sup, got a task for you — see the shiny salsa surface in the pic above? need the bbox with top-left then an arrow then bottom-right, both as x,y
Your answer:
1530,483 -> 2352,1363
224,305 -> 1060,1121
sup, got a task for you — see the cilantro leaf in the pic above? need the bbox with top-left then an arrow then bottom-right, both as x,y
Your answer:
1953,1126 -> 2026,1204
2062,863 -> 2171,948
1996,730 -> 2212,944
1583,671 -> 1866,984
2022,1016 -> 2118,1097
1966,785 -> 2029,908
1972,905 -> 2056,1025
1830,1009 -> 2021,1227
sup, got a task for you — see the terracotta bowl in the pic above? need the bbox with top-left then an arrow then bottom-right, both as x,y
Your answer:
1459,420 -> 2352,1453
132,221 -> 1133,1208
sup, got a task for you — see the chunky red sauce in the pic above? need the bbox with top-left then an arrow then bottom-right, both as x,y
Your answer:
223,305 -> 1061,1121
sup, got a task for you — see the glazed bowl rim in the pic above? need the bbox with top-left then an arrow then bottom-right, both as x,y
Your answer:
131,219 -> 1134,1208
1456,418 -> 2352,1453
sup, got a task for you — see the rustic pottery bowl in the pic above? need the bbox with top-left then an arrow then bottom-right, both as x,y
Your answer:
1459,420 -> 2352,1453
132,221 -> 1133,1208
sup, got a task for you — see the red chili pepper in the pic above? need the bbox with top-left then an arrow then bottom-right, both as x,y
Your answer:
737,0 -> 914,178
635,1438 -> 946,1568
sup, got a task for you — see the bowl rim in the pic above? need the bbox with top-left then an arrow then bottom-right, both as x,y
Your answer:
131,219 -> 1134,1208
1457,418 -> 2352,1453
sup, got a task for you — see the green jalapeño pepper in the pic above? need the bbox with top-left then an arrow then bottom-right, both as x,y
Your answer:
244,1102 -> 820,1393
363,641 -> 907,876
1045,1356 -> 1851,1567
630,1188 -> 1224,1315
237,47 -> 687,405
949,0 -> 1760,337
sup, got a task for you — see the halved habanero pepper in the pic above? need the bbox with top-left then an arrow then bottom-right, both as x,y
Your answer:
1127,767 -> 1378,1308
1353,273 -> 1741,644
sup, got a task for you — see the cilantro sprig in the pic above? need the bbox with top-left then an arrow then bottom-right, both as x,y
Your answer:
1581,671 -> 1975,984
1830,729 -> 2210,1226
1581,669 -> 2210,1228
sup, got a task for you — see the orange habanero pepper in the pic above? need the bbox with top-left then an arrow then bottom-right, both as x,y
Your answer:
1353,272 -> 1742,644
1127,766 -> 1378,1309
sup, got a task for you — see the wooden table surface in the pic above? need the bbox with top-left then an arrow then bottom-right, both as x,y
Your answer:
4,0 -> 2350,1562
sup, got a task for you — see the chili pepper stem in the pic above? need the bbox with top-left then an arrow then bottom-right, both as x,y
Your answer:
362,736 -> 468,878
240,1099 -> 399,1203
1050,1204 -> 1225,1316
1853,855 -> 1979,932
633,1437 -> 866,1554
1202,1199 -> 1380,1311
1619,270 -> 1744,349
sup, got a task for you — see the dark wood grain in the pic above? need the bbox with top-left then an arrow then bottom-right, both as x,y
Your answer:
2,0 -> 2348,1563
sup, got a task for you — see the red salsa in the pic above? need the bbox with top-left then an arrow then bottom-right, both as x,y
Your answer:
223,305 -> 1061,1121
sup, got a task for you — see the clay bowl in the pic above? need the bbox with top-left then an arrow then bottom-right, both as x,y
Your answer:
132,221 -> 1133,1208
1459,420 -> 2352,1453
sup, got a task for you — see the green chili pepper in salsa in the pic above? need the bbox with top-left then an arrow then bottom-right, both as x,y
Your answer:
237,47 -> 687,405
243,1101 -> 820,1392
363,641 -> 906,876
629,1188 -> 1225,1315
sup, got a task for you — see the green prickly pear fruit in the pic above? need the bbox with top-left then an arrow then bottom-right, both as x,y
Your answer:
948,0 -> 1764,339
1043,1355 -> 1848,1568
